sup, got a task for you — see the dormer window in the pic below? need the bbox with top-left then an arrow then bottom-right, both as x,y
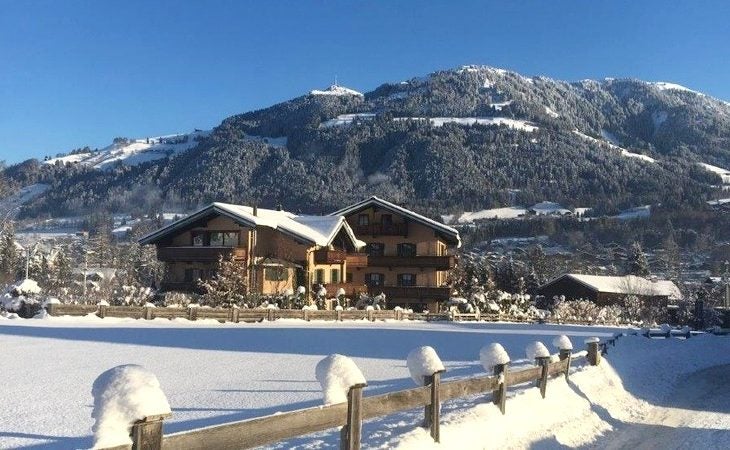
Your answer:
358,214 -> 369,226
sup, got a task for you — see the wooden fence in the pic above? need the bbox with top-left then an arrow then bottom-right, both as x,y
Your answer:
102,340 -> 606,450
45,303 -> 620,325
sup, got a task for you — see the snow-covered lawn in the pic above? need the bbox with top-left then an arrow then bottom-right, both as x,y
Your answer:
0,316 -> 727,449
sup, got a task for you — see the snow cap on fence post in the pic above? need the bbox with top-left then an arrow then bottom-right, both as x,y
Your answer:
315,354 -> 367,405
525,341 -> 550,361
479,343 -> 510,372
407,346 -> 445,385
551,335 -> 573,351
91,364 -> 171,449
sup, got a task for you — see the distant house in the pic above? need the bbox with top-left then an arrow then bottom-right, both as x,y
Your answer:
538,273 -> 682,305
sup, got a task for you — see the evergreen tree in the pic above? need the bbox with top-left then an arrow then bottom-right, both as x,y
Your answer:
0,221 -> 19,283
627,241 -> 650,277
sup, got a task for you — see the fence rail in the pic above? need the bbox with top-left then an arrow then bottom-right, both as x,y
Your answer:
103,341 -> 602,450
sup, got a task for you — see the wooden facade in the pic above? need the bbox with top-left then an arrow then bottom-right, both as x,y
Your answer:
142,199 -> 461,310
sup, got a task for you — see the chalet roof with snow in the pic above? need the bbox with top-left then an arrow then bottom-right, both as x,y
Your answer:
139,202 -> 364,249
541,273 -> 682,300
329,196 -> 461,247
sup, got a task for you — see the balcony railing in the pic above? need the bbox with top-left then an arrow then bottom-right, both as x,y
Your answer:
313,249 -> 347,264
156,246 -> 247,262
345,253 -> 369,267
355,222 -> 408,237
366,255 -> 455,270
367,285 -> 451,302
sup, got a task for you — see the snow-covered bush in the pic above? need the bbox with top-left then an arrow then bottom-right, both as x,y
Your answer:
91,365 -> 171,449
315,354 -> 366,405
479,343 -> 510,372
552,299 -> 600,322
406,346 -> 445,385
2,279 -> 43,317
159,291 -> 196,307
111,285 -> 154,306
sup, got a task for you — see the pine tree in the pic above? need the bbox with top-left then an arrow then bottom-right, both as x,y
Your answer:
0,221 -> 19,283
627,241 -> 650,277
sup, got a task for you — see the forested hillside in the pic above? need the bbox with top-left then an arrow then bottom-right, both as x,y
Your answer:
5,65 -> 730,219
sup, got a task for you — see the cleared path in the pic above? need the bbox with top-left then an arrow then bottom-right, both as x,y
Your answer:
598,364 -> 730,450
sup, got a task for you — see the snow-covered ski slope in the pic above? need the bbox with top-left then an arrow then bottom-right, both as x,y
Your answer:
43,130 -> 210,170
0,316 -> 727,449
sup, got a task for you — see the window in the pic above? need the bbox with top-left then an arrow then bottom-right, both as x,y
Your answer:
397,273 -> 416,287
265,267 -> 287,281
192,232 -> 205,247
346,272 -> 353,283
223,232 -> 239,247
331,269 -> 340,284
397,243 -> 417,257
209,232 -> 224,246
358,214 -> 369,226
381,214 -> 393,225
367,242 -> 385,257
366,273 -> 384,286
315,269 -> 325,284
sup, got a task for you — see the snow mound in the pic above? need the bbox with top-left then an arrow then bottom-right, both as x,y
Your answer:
479,343 -> 510,372
406,346 -> 445,385
315,354 -> 366,405
584,337 -> 600,344
310,84 -> 363,97
9,278 -> 41,296
91,365 -> 171,449
526,341 -> 550,360
552,335 -> 573,350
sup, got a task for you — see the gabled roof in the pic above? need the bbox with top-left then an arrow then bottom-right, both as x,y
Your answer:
541,273 -> 682,300
139,202 -> 364,249
329,196 -> 461,247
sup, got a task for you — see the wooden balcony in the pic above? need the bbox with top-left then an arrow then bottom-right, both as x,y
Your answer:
313,249 -> 346,264
345,253 -> 368,267
355,222 -> 408,237
367,285 -> 451,302
367,255 -> 455,270
156,246 -> 247,262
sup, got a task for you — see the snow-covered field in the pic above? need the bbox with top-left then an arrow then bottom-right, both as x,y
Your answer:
0,316 -> 728,449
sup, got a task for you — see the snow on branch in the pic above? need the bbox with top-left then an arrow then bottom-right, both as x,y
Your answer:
315,354 -> 367,405
91,365 -> 171,449
406,346 -> 445,385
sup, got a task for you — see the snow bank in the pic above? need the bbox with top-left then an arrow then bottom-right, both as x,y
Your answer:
406,346 -> 445,385
315,354 -> 367,405
479,343 -> 510,372
91,365 -> 171,449
525,341 -> 550,360
551,335 -> 573,350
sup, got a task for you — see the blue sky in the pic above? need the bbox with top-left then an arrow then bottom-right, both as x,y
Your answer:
1,0 -> 729,164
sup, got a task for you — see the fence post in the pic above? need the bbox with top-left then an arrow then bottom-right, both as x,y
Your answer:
558,349 -> 572,381
304,309 -> 310,321
267,308 -> 275,322
187,306 -> 198,321
367,309 -> 374,322
98,304 -> 107,319
423,370 -> 444,443
144,306 -> 153,321
337,309 -> 343,321
131,413 -> 170,450
340,383 -> 366,450
493,363 -> 508,414
535,356 -> 550,398
586,338 -> 601,366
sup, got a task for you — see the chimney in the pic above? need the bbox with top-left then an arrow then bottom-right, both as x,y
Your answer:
253,204 -> 258,216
